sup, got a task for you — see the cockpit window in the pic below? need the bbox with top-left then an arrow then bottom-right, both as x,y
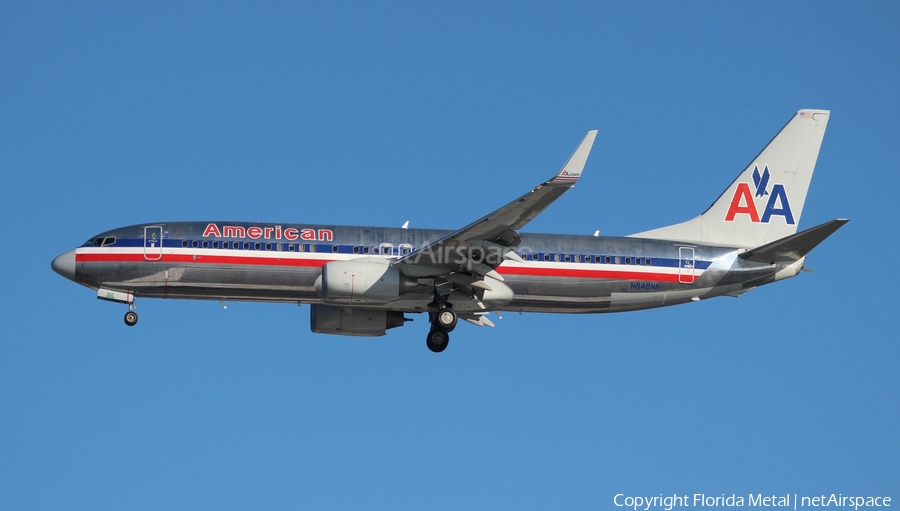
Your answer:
84,236 -> 116,247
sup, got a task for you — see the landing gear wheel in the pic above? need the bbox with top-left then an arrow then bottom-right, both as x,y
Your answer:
426,329 -> 449,353
124,311 -> 138,326
435,308 -> 458,332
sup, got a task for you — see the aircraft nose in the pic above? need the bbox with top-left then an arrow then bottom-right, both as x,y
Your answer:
51,249 -> 77,281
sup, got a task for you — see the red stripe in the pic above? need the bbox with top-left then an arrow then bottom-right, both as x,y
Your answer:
76,253 -> 697,283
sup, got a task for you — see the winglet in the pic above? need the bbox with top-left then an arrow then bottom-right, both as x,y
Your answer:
552,130 -> 597,182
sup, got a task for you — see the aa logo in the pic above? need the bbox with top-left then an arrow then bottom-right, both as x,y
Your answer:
725,165 -> 795,224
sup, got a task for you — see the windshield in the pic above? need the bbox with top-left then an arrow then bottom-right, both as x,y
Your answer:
81,236 -> 116,247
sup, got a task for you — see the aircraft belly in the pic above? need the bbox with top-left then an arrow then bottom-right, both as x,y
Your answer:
78,261 -> 321,302
503,276 -> 613,313
501,271 -> 727,313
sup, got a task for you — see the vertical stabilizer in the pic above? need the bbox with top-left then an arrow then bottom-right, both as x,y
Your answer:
630,110 -> 830,247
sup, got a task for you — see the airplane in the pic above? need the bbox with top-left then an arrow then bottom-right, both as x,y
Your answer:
52,109 -> 846,353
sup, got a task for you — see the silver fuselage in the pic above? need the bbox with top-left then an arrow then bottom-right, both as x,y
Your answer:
57,221 -> 793,315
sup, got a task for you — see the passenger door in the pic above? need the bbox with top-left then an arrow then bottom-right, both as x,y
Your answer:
144,226 -> 163,261
678,246 -> 695,284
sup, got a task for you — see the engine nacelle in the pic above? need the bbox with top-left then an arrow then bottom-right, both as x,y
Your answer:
310,304 -> 407,337
315,258 -> 418,304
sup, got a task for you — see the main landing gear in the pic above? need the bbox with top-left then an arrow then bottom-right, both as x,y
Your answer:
124,302 -> 138,326
426,303 -> 457,353
426,328 -> 449,353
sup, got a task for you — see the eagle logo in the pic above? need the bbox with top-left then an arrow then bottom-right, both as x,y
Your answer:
752,166 -> 770,198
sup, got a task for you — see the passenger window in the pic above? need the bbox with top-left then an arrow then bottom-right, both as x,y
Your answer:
363,246 -> 370,254
574,255 -> 581,263
625,257 -> 631,265
309,244 -> 316,252
202,241 -> 208,248
222,241 -> 229,249
353,246 -> 360,254
243,242 -> 250,250
265,243 -> 272,251
182,240 -> 188,248
543,253 -> 550,261
254,242 -> 261,250
192,240 -> 199,248
332,245 -> 339,253
605,256 -> 611,264
646,258 -> 652,266
554,254 -> 561,262
212,241 -> 219,248
564,254 -> 570,262
277,243 -> 283,251
288,244 -> 295,252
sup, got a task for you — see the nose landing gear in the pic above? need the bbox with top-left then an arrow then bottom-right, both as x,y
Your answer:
124,310 -> 138,326
124,301 -> 138,326
97,288 -> 139,327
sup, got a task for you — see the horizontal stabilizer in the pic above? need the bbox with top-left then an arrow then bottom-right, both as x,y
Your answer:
739,219 -> 848,263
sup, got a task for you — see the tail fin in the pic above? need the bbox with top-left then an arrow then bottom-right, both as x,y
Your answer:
630,109 -> 830,247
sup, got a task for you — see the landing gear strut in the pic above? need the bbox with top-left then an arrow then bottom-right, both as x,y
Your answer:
124,302 -> 138,326
425,279 -> 458,352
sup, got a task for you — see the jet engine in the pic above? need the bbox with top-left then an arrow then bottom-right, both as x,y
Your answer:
310,304 -> 407,337
315,258 -> 418,304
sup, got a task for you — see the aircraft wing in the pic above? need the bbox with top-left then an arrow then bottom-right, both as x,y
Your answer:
396,130 -> 597,278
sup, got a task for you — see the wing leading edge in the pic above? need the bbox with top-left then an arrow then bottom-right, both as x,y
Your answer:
397,131 -> 597,278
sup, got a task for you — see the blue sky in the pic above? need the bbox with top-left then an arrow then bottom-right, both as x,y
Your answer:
1,2 -> 897,509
